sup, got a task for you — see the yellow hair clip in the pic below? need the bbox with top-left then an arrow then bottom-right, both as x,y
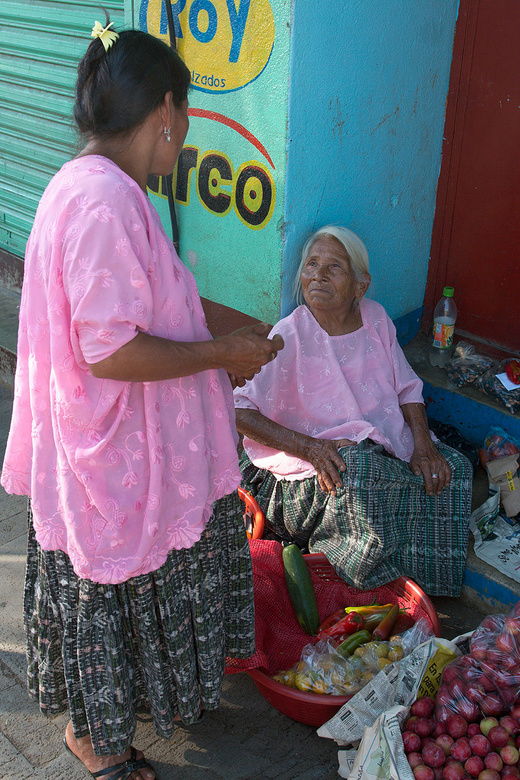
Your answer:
91,21 -> 119,52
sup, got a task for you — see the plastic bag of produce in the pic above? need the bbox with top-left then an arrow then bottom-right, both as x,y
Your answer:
474,360 -> 520,414
445,341 -> 494,387
482,426 -> 520,462
273,633 -> 407,697
435,604 -> 520,727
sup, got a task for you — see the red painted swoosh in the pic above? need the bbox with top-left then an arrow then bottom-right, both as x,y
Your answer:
187,108 -> 275,170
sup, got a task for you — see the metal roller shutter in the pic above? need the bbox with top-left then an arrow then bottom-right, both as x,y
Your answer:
0,1 -> 132,258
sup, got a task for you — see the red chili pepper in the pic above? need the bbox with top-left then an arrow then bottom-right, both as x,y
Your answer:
505,359 -> 520,386
319,611 -> 364,640
318,608 -> 347,634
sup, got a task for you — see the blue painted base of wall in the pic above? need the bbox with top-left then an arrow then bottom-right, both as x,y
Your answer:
422,380 -> 520,448
394,306 -> 423,347
463,565 -> 519,613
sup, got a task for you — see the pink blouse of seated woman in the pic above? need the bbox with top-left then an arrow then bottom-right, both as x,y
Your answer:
234,225 -> 472,597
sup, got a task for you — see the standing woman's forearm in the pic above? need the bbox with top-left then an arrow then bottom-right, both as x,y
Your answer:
235,409 -> 312,457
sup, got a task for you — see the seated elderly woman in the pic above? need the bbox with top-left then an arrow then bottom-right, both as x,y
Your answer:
234,226 -> 472,597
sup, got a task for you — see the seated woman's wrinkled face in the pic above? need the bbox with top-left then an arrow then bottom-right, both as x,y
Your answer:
301,235 -> 361,312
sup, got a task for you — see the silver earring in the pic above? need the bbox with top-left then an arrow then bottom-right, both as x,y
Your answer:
164,126 -> 171,143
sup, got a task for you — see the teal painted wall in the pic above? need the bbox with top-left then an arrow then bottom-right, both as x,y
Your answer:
282,0 -> 460,337
139,0 -> 291,326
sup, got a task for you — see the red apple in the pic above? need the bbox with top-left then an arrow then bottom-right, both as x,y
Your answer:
435,705 -> 451,724
468,734 -> 490,757
454,699 -> 480,723
413,765 -> 434,780
422,743 -> 446,768
487,725 -> 510,749
478,675 -> 496,693
463,755 -> 484,778
475,770 -> 499,780
408,751 -> 424,769
411,697 -> 436,718
496,632 -> 516,653
405,716 -> 419,732
437,684 -> 455,705
470,642 -> 488,661
479,615 -> 505,631
403,730 -> 422,753
449,678 -> 467,700
436,734 -> 455,756
500,744 -> 520,765
467,723 -> 482,738
502,767 -> 520,778
450,739 -> 472,762
466,685 -> 485,704
415,718 -> 435,738
433,721 -> 448,737
447,715 -> 469,739
480,695 -> 503,718
504,616 -> 520,636
485,648 -> 505,666
443,666 -> 461,684
500,715 -> 519,735
510,703 -> 520,720
483,752 -> 502,772
442,762 -> 465,780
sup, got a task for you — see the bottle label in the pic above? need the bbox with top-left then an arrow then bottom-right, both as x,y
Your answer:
432,322 -> 454,349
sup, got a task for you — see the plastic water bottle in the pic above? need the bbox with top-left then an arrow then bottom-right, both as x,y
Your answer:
428,286 -> 457,367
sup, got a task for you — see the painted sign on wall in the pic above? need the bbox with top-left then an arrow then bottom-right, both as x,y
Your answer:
138,0 -> 290,324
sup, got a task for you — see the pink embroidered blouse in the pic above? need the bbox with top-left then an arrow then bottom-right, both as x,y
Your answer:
1,156 -> 241,583
234,300 -> 424,480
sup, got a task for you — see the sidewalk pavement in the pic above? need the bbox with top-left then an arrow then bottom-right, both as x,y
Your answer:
0,381 -> 485,780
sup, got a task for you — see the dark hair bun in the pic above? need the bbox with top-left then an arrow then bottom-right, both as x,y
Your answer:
74,26 -> 190,140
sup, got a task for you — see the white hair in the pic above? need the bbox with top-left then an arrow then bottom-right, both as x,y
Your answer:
293,225 -> 370,305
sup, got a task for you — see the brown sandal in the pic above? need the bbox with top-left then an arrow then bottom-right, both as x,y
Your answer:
63,736 -> 154,780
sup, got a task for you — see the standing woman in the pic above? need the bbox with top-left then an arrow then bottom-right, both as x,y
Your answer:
1,21 -> 282,780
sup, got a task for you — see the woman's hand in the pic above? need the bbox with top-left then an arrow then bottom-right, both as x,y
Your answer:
300,438 -> 356,495
409,438 -> 451,496
234,410 -> 355,495
400,402 -> 451,496
216,324 -> 284,384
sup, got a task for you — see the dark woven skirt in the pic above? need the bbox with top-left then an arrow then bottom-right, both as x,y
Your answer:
239,439 -> 472,597
24,491 -> 254,756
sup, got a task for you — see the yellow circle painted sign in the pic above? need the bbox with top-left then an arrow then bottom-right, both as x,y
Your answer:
139,0 -> 275,93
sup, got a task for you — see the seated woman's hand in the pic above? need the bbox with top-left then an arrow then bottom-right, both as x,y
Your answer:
301,438 -> 356,495
409,438 -> 452,496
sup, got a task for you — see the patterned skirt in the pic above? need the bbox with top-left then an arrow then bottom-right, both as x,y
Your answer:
239,439 -> 472,597
24,491 -> 254,756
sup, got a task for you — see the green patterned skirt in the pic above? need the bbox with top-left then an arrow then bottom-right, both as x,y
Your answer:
239,439 -> 472,597
24,491 -> 254,756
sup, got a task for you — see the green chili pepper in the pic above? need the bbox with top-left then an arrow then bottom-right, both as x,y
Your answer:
336,629 -> 372,658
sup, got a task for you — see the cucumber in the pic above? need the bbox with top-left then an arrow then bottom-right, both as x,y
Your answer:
282,544 -> 320,635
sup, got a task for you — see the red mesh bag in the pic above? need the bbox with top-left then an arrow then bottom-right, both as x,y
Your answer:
435,604 -> 520,724
225,539 -> 436,675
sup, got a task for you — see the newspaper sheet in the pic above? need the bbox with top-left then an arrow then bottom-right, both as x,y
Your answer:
471,511 -> 520,585
340,706 -> 414,780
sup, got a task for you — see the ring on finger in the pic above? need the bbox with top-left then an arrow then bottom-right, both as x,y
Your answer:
432,473 -> 439,479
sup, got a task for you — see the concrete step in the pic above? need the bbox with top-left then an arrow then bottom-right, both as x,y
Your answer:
403,331 -> 520,448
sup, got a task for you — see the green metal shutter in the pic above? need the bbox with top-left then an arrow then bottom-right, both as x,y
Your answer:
0,0 -> 133,258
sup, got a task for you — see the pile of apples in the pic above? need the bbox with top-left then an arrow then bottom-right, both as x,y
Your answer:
402,696 -> 520,780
